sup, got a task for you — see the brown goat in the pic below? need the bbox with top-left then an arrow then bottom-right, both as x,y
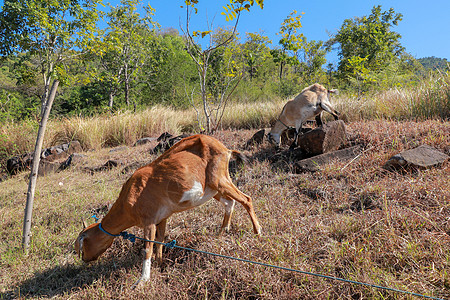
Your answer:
268,83 -> 340,149
75,134 -> 261,285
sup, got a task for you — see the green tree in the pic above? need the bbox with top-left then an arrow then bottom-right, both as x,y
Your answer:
242,32 -> 272,81
0,54 -> 42,120
298,39 -> 328,83
98,0 -> 160,109
139,29 -> 197,108
205,28 -> 246,128
182,0 -> 264,133
330,5 -> 404,80
276,10 -> 305,80
418,57 -> 450,71
0,0 -> 101,253
185,0 -> 264,21
346,55 -> 373,97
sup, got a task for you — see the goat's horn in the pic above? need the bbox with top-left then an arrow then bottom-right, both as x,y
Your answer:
82,219 -> 87,229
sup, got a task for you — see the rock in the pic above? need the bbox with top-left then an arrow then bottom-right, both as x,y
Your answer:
134,137 -> 157,146
6,141 -> 83,175
297,120 -> 346,155
59,153 -> 88,171
109,146 -> 128,153
38,160 -> 61,176
157,132 -> 173,142
121,161 -> 148,174
281,127 -> 312,146
245,129 -> 266,148
152,133 -> 190,154
40,151 -> 88,176
85,159 -> 123,174
43,141 -> 83,161
0,173 -> 9,182
383,145 -> 449,171
269,146 -> 308,163
6,153 -> 32,175
294,145 -> 362,172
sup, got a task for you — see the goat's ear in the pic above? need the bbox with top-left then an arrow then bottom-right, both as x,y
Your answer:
76,236 -> 84,258
328,89 -> 339,95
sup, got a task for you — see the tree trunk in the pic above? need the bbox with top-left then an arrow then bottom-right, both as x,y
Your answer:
124,64 -> 130,106
201,57 -> 210,133
22,79 -> 59,254
279,61 -> 284,81
108,90 -> 114,109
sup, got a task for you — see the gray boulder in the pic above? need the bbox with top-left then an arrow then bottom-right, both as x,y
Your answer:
384,145 -> 449,171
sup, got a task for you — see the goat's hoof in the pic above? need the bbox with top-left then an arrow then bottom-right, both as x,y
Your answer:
132,277 -> 149,289
219,227 -> 230,235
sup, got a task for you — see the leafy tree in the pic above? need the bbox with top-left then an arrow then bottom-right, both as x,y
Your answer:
329,5 -> 404,80
0,54 -> 41,120
207,27 -> 243,101
184,0 -> 264,21
242,32 -> 272,81
97,0 -> 160,109
346,55 -> 373,97
139,29 -> 197,108
0,0 -> 101,252
298,39 -> 328,83
276,10 -> 305,80
182,2 -> 243,133
181,0 -> 264,133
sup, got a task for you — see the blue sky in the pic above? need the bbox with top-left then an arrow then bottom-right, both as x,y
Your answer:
1,0 -> 449,62
143,0 -> 450,63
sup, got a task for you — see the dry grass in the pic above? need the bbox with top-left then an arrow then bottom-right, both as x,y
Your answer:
49,106 -> 193,150
1,74 -> 449,161
1,120 -> 449,299
334,73 -> 450,122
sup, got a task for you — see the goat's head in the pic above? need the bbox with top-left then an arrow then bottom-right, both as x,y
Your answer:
319,88 -> 340,120
75,223 -> 115,263
267,132 -> 281,148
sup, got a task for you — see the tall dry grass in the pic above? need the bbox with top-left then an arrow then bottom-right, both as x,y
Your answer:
50,106 -> 194,150
0,74 -> 449,159
334,72 -> 450,121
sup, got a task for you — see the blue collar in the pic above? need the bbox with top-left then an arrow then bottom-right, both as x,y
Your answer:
98,223 -> 120,237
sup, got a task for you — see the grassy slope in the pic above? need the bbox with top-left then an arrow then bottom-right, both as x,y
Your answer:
1,120 -> 449,299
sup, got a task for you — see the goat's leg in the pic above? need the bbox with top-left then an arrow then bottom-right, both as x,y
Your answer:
133,223 -> 156,286
315,113 -> 323,127
215,195 -> 236,234
217,180 -> 261,235
290,120 -> 304,150
289,131 -> 298,150
155,219 -> 167,265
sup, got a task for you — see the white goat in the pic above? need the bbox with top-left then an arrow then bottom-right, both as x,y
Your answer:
268,83 -> 340,149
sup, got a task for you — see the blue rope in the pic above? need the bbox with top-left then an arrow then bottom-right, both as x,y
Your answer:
97,223 -> 444,300
91,214 -> 99,222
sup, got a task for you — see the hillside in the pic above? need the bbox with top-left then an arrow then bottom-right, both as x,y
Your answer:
1,120 -> 449,299
418,56 -> 449,70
